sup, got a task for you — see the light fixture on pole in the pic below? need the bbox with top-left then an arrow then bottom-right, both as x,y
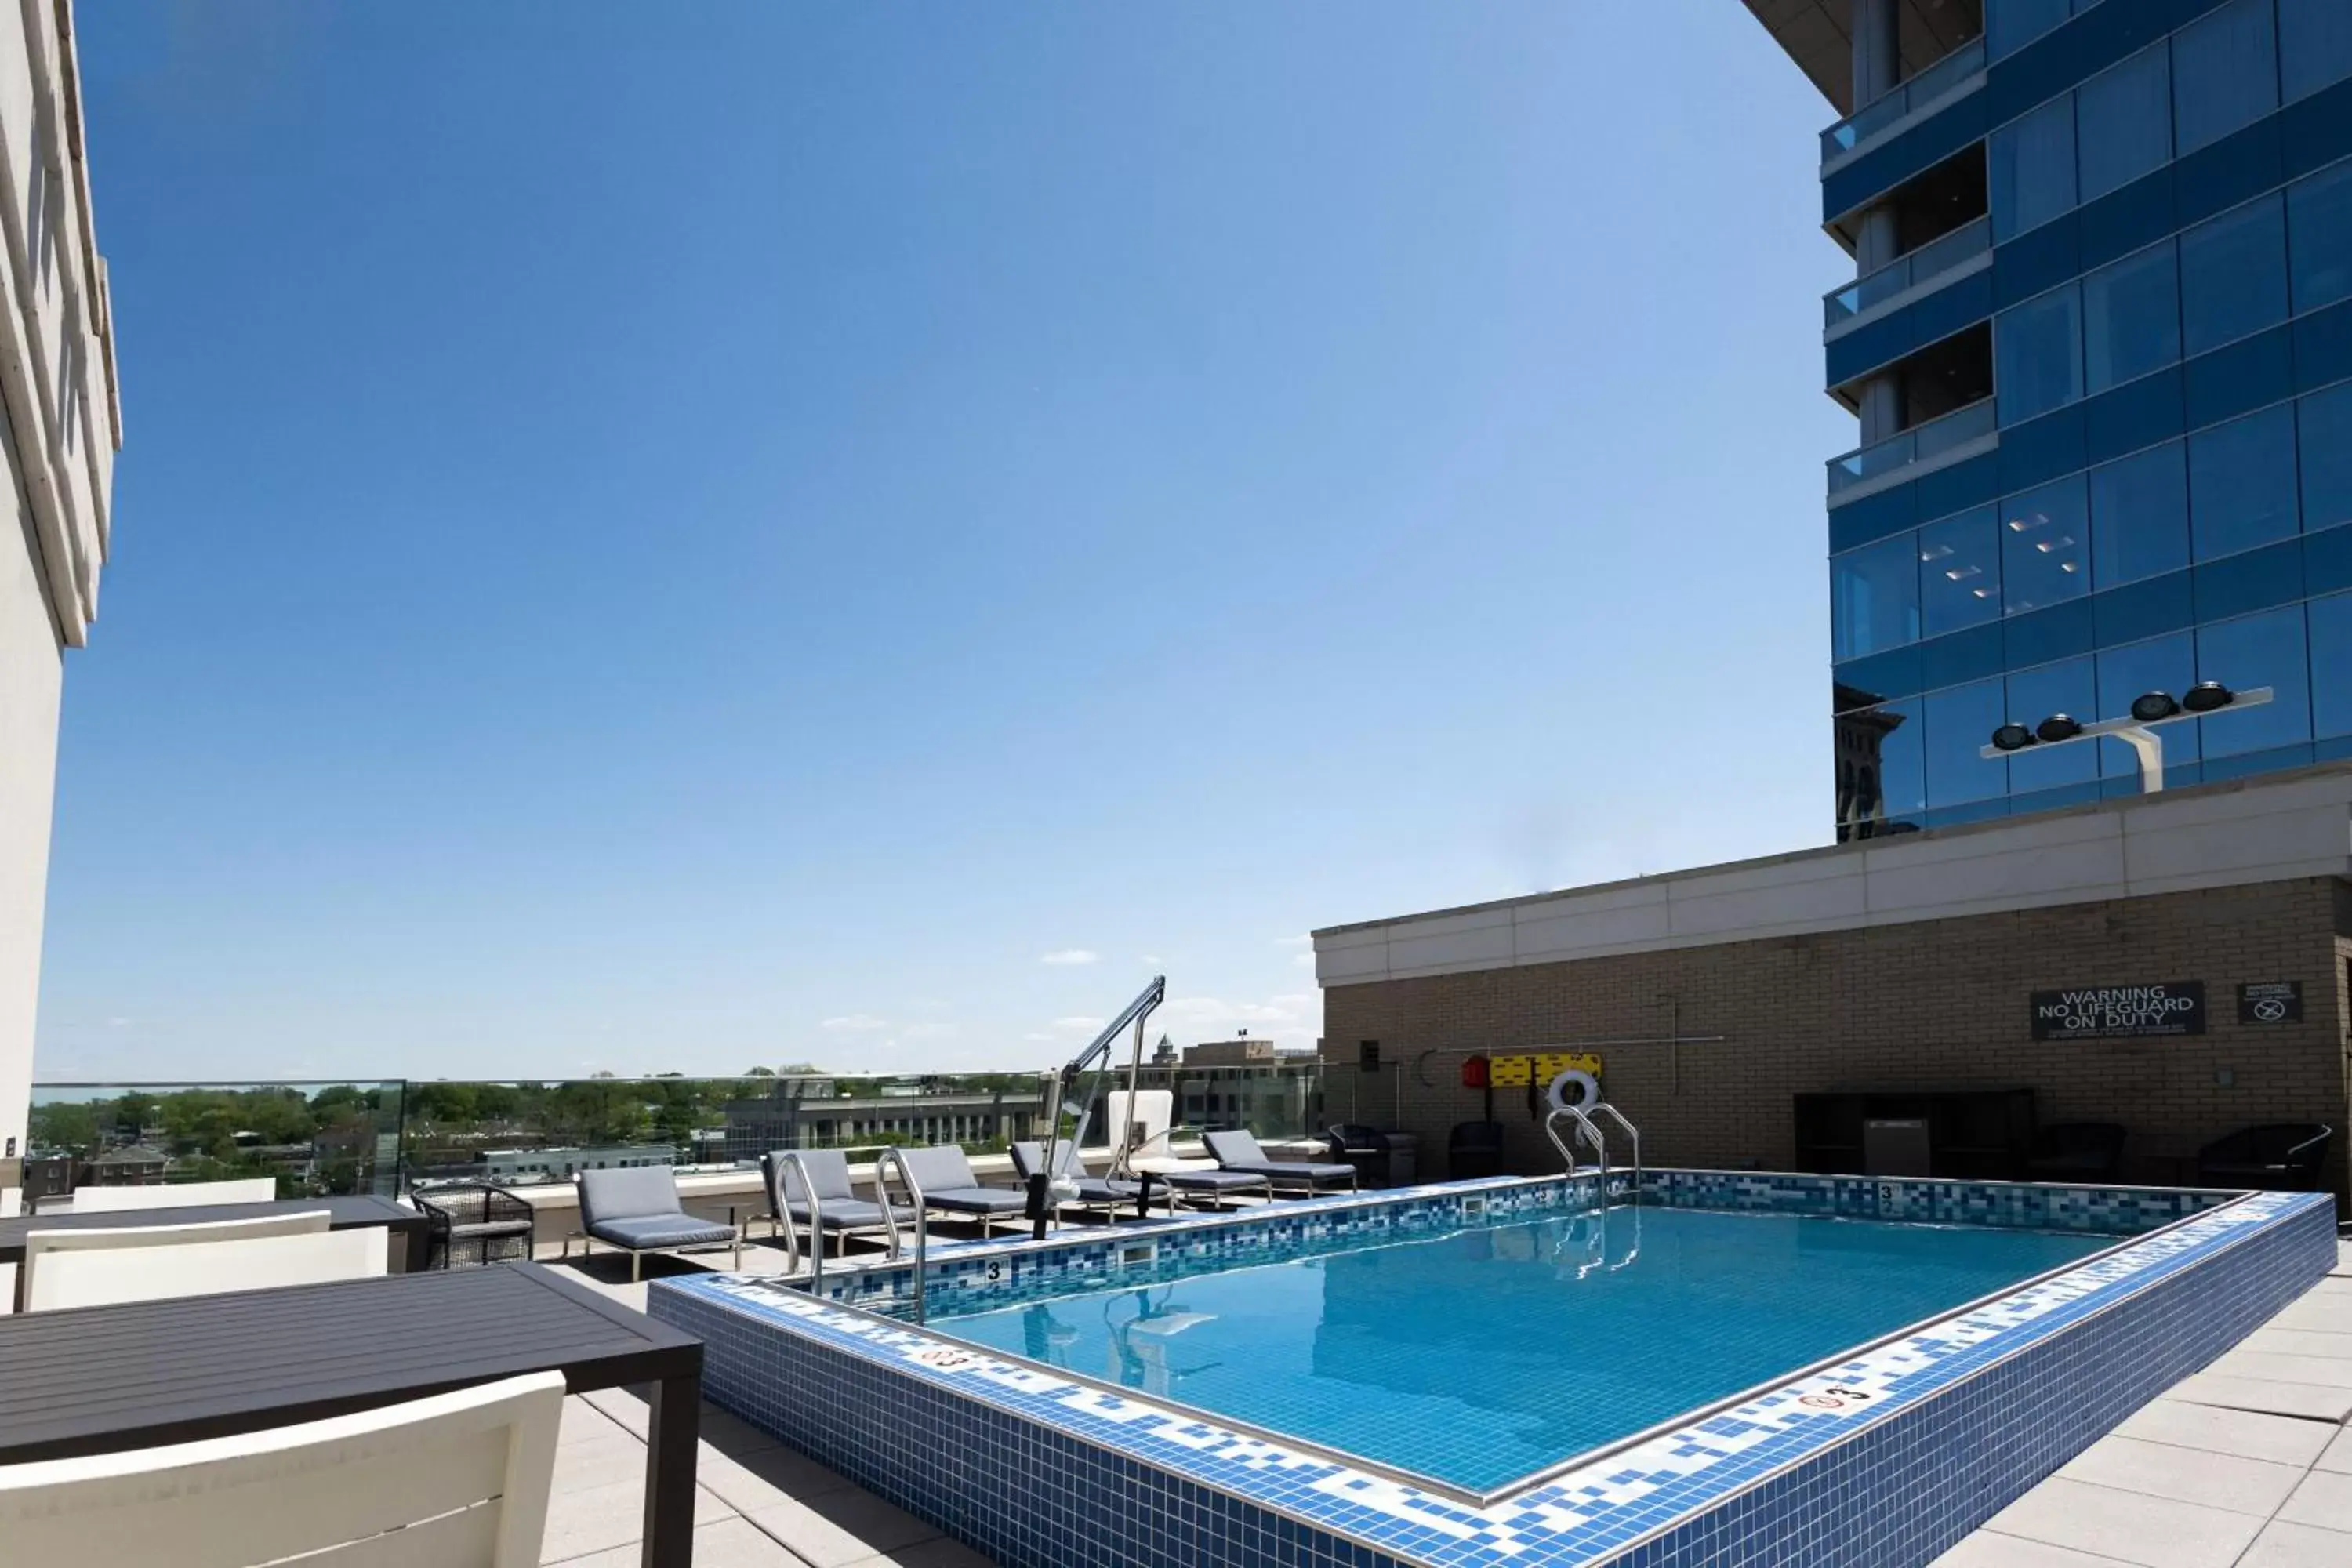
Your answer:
1982,684 -> 2273,794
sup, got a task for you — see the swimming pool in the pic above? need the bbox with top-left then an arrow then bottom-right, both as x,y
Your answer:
651,1171 -> 2337,1568
929,1204 -> 2112,1491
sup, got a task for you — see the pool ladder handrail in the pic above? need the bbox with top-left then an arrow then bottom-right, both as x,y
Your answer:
873,1145 -> 931,1324
1544,1105 -> 1608,1199
1589,1102 -> 1641,1202
772,1150 -> 909,1300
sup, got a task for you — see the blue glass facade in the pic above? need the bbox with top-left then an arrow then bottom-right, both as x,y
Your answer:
1828,0 -> 2352,837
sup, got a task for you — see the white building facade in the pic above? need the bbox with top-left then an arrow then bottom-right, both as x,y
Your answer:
0,0 -> 122,1213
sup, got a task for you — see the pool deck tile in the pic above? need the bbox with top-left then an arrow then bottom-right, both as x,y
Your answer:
1945,1243 -> 2352,1568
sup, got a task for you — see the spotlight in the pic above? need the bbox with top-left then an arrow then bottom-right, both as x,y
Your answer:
2182,681 -> 2235,713
2130,691 -> 2181,722
2036,714 -> 2083,744
1991,723 -> 2037,752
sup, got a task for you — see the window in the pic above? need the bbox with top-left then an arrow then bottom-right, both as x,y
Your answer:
1836,697 -> 1925,833
2197,605 -> 2313,756
2089,440 -> 2190,586
2172,0 -> 2280,157
2280,0 -> 2352,103
1924,677 -> 2009,806
2180,194 -> 2288,357
2303,383 -> 2352,534
2078,44 -> 2173,202
1990,96 -> 2078,241
2002,476 -> 2092,612
2288,161 -> 2352,315
2098,633 -> 2199,768
2082,242 -> 2180,393
2309,593 -> 2352,738
1832,533 -> 1921,661
2190,406 -> 2299,561
1989,0 -> 2073,60
1996,284 -> 2083,424
1918,506 -> 2003,637
2007,657 -> 2100,789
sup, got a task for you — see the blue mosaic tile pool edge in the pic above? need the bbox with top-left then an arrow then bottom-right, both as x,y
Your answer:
650,1179 -> 2334,1568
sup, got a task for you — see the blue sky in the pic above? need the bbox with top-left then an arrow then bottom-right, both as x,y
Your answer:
36,2 -> 1851,1082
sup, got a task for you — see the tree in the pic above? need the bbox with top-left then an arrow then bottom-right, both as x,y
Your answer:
744,1066 -> 775,1077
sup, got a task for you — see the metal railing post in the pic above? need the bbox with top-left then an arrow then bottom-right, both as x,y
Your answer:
771,1152 -> 823,1294
1543,1106 -> 1609,1210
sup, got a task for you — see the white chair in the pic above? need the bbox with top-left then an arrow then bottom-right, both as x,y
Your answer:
23,1210 -> 333,1307
70,1178 -> 280,1213
30,1225 -> 387,1312
0,1369 -> 563,1567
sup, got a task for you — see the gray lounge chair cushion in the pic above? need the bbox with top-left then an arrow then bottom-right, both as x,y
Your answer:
577,1166 -> 689,1229
1065,1178 -> 1144,1204
786,1196 -> 912,1231
1203,1129 -> 1353,1182
1158,1168 -> 1269,1192
922,1186 -> 1029,1214
895,1145 -> 980,1193
766,1149 -> 857,1205
587,1214 -> 738,1250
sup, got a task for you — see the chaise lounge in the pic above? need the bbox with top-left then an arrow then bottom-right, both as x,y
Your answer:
1009,1135 -> 1170,1225
1203,1127 -> 1359,1195
887,1145 -> 1033,1236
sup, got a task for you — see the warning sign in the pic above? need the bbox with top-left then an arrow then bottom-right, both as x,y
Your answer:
2238,982 -> 2303,1024
2031,982 -> 2206,1040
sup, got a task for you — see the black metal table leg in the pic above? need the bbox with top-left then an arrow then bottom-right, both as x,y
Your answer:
641,1374 -> 702,1568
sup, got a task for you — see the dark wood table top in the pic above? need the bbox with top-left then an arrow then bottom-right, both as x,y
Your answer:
0,1261 -> 700,1464
0,1194 -> 424,1265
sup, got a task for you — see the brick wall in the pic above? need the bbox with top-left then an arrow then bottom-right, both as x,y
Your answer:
1321,877 -> 2352,1204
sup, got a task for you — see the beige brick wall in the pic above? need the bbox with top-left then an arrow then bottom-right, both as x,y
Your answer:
1322,877 -> 2352,1204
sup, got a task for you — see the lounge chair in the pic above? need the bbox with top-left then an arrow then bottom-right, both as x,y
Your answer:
0,1370 -> 563,1567
1325,1123 -> 1393,1189
1449,1120 -> 1507,1179
1203,1128 -> 1359,1195
20,1210 -> 332,1310
2025,1122 -> 2127,1184
886,1145 -> 1031,1234
761,1149 -> 913,1260
2197,1123 -> 2334,1192
1008,1137 -> 1169,1225
569,1167 -> 740,1282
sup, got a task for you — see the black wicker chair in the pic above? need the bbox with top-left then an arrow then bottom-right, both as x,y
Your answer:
2025,1122 -> 2127,1184
412,1183 -> 537,1269
1449,1120 -> 1507,1179
2196,1123 -> 2334,1192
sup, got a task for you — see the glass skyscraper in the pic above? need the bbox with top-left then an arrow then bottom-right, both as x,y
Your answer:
1750,0 -> 2352,837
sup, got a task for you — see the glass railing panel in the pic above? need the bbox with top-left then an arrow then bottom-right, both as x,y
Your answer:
26,1080 -> 408,1205
1824,215 -> 1992,330
1820,36 -> 1987,162
1827,397 -> 1996,495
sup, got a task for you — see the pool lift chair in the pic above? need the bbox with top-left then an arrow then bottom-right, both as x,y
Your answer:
1027,975 -> 1174,1243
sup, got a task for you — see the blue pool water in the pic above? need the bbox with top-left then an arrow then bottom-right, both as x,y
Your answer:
932,1204 -> 2111,1490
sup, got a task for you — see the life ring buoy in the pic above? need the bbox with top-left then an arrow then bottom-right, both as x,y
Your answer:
1547,1068 -> 1600,1114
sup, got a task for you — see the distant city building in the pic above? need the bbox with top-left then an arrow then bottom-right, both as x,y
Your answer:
1182,1038 -> 1276,1066
85,1145 -> 168,1186
0,3 -> 125,1213
722,1084 -> 1040,1161
1150,1033 -> 1178,1066
410,1144 -> 677,1188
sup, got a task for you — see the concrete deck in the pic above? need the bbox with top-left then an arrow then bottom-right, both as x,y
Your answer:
1935,1238 -> 2352,1568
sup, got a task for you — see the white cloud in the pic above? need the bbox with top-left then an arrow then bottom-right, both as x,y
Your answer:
900,1022 -> 960,1040
1156,992 -> 1324,1047
1140,954 -> 1163,967
1053,1015 -> 1105,1033
820,1013 -> 889,1032
1040,949 -> 1099,967
1293,951 -> 1315,967
105,1016 -> 132,1028
1022,1032 -> 1056,1043
1274,935 -> 1312,948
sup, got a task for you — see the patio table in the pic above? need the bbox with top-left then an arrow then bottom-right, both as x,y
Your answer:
0,1261 -> 703,1568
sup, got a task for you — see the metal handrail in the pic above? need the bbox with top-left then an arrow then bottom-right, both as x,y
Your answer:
1823,214 -> 1990,330
1544,1106 -> 1608,1207
770,1152 -> 819,1291
1589,1102 -> 1641,1203
873,1146 -> 930,1324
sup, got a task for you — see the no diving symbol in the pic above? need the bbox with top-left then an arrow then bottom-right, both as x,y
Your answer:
1798,1385 -> 1875,1412
2253,998 -> 2288,1022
